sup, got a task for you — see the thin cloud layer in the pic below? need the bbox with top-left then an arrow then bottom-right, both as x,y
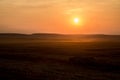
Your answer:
0,0 -> 120,34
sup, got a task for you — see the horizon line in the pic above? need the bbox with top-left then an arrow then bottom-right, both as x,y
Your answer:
0,32 -> 120,36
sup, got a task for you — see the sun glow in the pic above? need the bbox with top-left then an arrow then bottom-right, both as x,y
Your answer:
69,16 -> 84,28
74,18 -> 79,24
73,17 -> 83,26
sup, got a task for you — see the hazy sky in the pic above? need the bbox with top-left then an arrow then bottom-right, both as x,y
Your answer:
0,0 -> 120,34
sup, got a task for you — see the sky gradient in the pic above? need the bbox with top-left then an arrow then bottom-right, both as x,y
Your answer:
0,0 -> 120,34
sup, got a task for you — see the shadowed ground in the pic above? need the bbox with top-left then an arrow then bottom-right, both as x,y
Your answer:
0,38 -> 120,80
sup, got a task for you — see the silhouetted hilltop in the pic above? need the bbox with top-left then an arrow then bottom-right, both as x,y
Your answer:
31,33 -> 63,38
0,33 -> 28,38
0,33 -> 120,41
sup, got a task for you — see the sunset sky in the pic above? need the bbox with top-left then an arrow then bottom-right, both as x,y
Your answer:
0,0 -> 120,34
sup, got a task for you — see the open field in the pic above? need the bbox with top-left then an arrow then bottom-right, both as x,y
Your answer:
0,38 -> 120,80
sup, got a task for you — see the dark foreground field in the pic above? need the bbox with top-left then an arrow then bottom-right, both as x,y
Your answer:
0,38 -> 120,80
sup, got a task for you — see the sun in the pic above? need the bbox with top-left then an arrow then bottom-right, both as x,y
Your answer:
70,16 -> 83,26
74,18 -> 79,24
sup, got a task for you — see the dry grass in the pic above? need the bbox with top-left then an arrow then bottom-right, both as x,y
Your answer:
0,38 -> 120,80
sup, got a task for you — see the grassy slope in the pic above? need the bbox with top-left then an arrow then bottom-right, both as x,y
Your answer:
0,38 -> 120,80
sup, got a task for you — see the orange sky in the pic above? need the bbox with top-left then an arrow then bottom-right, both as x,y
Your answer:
0,0 -> 120,34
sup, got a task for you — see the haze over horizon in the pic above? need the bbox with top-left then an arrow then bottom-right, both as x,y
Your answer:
0,0 -> 120,34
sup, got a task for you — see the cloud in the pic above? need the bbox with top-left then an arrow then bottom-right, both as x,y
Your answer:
0,0 -> 67,8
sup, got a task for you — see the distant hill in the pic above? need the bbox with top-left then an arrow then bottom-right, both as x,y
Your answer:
0,33 -> 120,41
0,33 -> 28,38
